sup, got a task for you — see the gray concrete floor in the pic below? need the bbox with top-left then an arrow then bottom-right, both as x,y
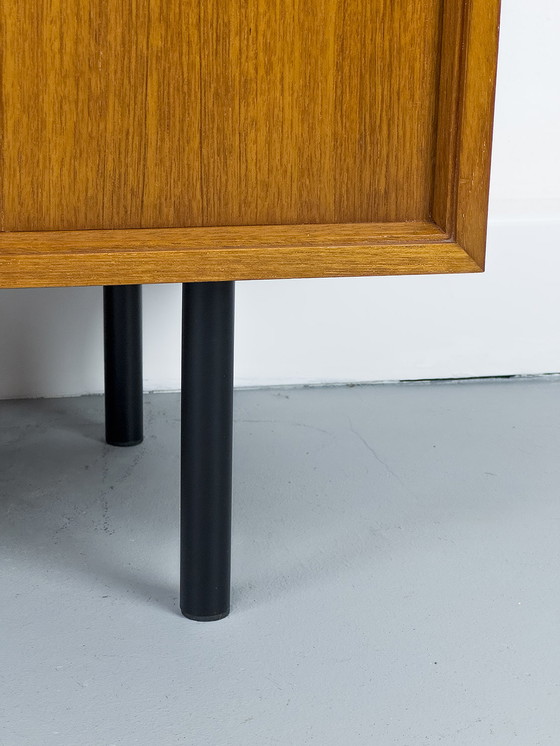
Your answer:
1,379 -> 560,745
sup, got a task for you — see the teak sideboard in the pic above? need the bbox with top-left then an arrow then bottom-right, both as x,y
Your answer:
0,0 -> 501,620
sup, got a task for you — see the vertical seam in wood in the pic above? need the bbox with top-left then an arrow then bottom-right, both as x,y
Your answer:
449,0 -> 471,241
100,2 -> 109,229
0,5 -> 5,230
431,0 -> 469,239
198,0 -> 205,226
255,3 -> 260,224
237,8 -> 240,223
428,0 -> 447,226
140,0 -> 152,226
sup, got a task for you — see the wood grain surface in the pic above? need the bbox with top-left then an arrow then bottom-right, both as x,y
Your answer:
1,0 -> 442,231
0,0 -> 501,287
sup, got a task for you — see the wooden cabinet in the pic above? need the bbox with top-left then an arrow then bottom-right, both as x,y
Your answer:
0,1 -> 501,621
0,0 -> 500,289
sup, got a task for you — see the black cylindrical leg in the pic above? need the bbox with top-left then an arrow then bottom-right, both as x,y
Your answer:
103,285 -> 144,447
180,282 -> 235,621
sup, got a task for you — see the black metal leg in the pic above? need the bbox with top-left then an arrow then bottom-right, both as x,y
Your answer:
103,285 -> 144,447
180,282 -> 235,621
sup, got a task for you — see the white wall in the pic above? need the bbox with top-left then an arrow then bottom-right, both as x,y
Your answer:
0,0 -> 558,400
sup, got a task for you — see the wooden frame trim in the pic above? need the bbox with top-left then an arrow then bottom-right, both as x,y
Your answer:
433,0 -> 501,268
432,0 -> 468,239
0,0 -> 500,288
0,222 -> 480,287
453,0 -> 502,269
